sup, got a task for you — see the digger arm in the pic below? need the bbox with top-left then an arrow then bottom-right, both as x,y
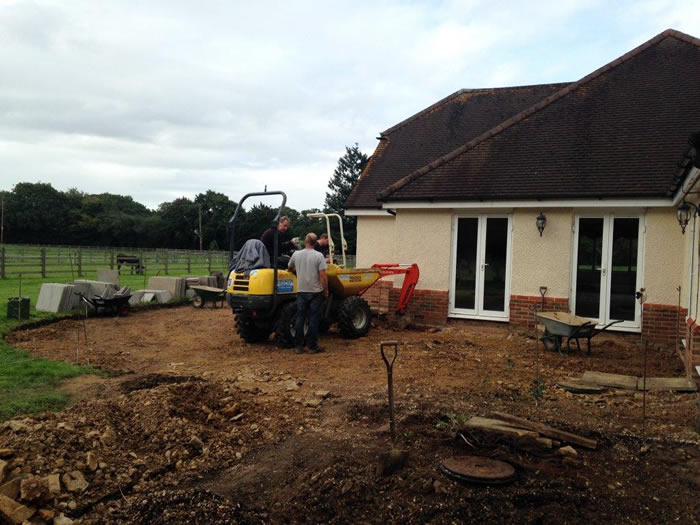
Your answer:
363,263 -> 420,316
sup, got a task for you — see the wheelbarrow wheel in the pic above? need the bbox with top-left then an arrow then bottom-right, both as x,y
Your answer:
192,295 -> 205,308
119,305 -> 130,317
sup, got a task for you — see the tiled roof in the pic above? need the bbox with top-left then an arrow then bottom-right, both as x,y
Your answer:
344,83 -> 570,208
377,29 -> 700,203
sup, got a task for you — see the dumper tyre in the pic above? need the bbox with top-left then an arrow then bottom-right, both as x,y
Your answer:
338,296 -> 371,338
274,301 -> 308,347
235,314 -> 271,343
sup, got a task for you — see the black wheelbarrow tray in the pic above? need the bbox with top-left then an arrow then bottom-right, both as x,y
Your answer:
190,285 -> 226,308
76,293 -> 132,316
536,312 -> 623,354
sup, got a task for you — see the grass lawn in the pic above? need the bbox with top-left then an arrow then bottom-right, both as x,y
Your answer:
0,266 -> 215,421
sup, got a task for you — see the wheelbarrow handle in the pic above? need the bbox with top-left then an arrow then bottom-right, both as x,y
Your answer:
380,340 -> 399,370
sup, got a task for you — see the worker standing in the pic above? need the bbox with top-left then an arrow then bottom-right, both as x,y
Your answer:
287,233 -> 328,354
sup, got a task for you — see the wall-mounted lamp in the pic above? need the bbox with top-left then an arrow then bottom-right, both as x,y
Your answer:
676,201 -> 699,234
536,211 -> 547,237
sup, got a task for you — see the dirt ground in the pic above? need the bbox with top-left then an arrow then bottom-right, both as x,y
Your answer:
2,306 -> 699,524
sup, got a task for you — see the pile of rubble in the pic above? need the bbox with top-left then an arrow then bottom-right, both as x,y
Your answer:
0,378 -> 288,523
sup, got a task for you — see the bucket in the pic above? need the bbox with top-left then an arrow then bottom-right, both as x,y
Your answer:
7,297 -> 30,320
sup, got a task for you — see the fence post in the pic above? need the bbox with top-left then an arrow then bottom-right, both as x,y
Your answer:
78,247 -> 83,277
187,254 -> 191,273
41,247 -> 46,278
164,250 -> 169,275
139,250 -> 144,275
207,252 -> 212,273
0,247 -> 5,279
110,249 -> 115,270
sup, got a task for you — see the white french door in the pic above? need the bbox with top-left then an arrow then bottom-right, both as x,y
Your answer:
571,214 -> 644,330
449,215 -> 512,320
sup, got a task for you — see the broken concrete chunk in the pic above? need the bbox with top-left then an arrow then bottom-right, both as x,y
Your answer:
100,427 -> 116,447
303,399 -> 323,408
61,471 -> 88,493
556,445 -> 578,458
0,494 -> 35,524
0,477 -> 22,499
19,477 -> 49,504
87,452 -> 98,472
314,390 -> 331,399
46,474 -> 61,495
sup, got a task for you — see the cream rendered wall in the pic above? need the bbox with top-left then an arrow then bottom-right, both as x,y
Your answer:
510,209 -> 573,298
394,209 -> 452,290
356,216 -> 396,269
644,208 -> 688,306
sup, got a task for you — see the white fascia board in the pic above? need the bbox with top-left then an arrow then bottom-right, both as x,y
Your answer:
382,198 -> 674,209
344,209 -> 394,216
672,166 -> 700,206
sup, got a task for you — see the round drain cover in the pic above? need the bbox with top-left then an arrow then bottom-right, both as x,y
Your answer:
440,456 -> 516,485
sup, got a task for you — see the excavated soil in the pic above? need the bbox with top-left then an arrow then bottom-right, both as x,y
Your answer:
2,306 -> 699,524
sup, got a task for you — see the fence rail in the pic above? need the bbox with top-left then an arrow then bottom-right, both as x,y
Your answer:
0,244 -> 231,278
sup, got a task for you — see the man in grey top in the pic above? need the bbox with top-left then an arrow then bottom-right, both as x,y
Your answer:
287,233 -> 328,354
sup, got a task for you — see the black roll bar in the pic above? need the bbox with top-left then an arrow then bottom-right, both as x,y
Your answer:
227,191 -> 287,314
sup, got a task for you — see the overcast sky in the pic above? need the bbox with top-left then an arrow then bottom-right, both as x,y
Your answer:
0,1 -> 698,211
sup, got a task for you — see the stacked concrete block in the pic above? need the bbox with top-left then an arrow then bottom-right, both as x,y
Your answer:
129,289 -> 173,305
96,269 -> 120,286
147,277 -> 186,299
36,284 -> 76,313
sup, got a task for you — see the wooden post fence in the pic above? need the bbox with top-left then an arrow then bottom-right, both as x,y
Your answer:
164,251 -> 169,275
40,248 -> 47,277
187,254 -> 191,273
77,248 -> 83,277
0,247 -> 4,279
207,252 -> 212,273
110,250 -> 115,270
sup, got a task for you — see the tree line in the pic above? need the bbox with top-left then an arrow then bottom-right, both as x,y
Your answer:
0,144 -> 368,253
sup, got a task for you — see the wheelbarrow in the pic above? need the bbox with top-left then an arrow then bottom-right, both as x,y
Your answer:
536,312 -> 623,355
190,285 -> 226,308
75,292 -> 132,316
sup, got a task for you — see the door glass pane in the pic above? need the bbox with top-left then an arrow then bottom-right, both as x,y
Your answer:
609,218 -> 638,321
576,218 -> 604,319
483,218 -> 508,312
454,218 -> 478,309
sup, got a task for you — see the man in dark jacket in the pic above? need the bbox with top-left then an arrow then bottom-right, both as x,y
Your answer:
260,216 -> 296,260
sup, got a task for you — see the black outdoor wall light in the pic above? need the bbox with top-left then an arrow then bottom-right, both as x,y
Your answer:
536,211 -> 547,237
677,201 -> 699,234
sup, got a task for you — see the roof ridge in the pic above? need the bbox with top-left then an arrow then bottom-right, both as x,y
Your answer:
380,83 -> 571,136
377,28 -> 700,201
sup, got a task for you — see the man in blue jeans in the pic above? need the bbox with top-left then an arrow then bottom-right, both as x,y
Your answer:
287,233 -> 328,354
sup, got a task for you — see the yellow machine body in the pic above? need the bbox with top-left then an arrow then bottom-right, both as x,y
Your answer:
326,264 -> 381,297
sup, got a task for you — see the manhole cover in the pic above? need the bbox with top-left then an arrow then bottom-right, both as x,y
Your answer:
440,456 -> 516,485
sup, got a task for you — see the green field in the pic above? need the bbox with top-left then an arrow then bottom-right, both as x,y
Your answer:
0,255 -> 223,421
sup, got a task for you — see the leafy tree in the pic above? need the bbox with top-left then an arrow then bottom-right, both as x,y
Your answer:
194,190 -> 237,251
324,143 -> 368,253
5,182 -> 73,244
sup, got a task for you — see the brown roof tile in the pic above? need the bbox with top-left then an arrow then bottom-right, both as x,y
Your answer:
345,83 -> 570,208
378,29 -> 700,203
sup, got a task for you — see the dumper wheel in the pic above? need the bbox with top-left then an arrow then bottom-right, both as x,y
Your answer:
275,301 -> 308,347
235,314 -> 271,343
338,296 -> 371,338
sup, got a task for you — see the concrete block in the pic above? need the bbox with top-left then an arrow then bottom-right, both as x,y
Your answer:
147,277 -> 185,299
128,291 -> 145,305
96,270 -> 120,287
36,284 -> 76,313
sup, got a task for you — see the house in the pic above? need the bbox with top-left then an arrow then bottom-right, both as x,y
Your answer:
346,29 -> 700,363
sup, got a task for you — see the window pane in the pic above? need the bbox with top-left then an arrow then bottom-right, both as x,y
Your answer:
455,218 -> 478,309
483,218 -> 508,312
576,218 -> 604,319
609,218 -> 638,321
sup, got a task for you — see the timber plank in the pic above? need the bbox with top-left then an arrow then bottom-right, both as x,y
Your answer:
581,371 -> 638,390
491,411 -> 597,450
636,377 -> 697,392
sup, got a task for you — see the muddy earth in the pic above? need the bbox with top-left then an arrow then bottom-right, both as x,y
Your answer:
2,306 -> 698,524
